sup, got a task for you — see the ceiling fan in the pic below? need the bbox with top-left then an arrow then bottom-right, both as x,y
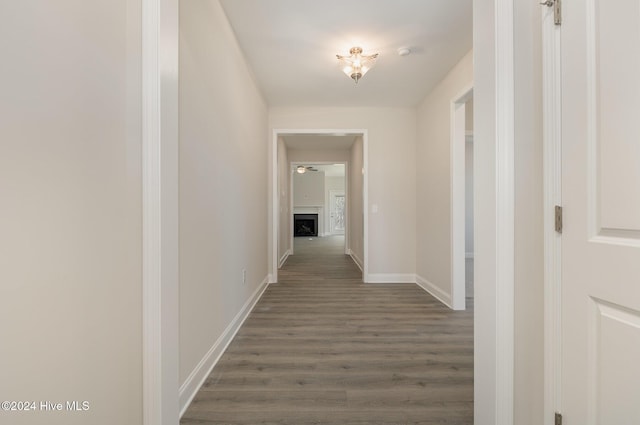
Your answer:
295,165 -> 318,174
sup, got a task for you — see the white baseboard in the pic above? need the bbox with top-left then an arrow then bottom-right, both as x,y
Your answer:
179,276 -> 270,417
347,249 -> 364,272
366,273 -> 416,283
465,252 -> 474,259
278,249 -> 291,268
415,275 -> 453,309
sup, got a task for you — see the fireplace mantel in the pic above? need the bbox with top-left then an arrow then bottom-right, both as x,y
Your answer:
293,206 -> 324,236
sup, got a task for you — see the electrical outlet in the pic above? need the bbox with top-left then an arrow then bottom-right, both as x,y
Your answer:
242,269 -> 246,285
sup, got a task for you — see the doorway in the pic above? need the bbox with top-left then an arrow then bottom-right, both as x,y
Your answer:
145,1 -> 518,423
451,86 -> 474,310
271,130 -> 368,283
290,162 -> 347,254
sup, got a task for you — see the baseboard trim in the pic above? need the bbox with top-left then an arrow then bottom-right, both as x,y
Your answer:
367,273 -> 416,283
178,276 -> 270,417
347,249 -> 364,272
415,275 -> 453,309
278,249 -> 291,268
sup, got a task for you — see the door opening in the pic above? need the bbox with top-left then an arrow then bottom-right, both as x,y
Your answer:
271,130 -> 368,282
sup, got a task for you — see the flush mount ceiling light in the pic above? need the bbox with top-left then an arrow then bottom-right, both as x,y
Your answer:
336,47 -> 379,84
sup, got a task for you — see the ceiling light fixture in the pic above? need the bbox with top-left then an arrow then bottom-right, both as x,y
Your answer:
296,166 -> 307,174
336,47 -> 379,84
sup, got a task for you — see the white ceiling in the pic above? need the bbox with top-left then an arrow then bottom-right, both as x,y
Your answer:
219,0 -> 473,108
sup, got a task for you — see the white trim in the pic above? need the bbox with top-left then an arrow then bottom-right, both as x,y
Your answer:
279,249 -> 291,268
347,249 -> 364,272
362,131 -> 369,282
271,129 -> 368,282
289,161 -> 294,254
366,273 -> 416,284
585,0 -> 598,245
178,277 -> 270,417
142,0 -> 179,424
495,0 -> 515,423
451,84 -> 474,311
415,275 -> 453,309
271,130 -> 280,281
542,3 -> 563,424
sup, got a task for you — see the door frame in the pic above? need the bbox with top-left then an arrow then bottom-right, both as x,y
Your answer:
271,129 -> 368,283
451,85 -> 474,311
541,4 -> 563,423
142,0 -> 180,424
142,0 -> 518,423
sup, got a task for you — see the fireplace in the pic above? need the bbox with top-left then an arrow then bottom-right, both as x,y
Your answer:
294,214 -> 318,237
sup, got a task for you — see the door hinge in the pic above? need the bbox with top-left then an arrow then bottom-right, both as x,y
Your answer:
555,412 -> 563,425
541,0 -> 562,25
555,205 -> 563,233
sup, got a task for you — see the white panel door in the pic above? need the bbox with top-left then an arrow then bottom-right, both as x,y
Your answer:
561,0 -> 640,423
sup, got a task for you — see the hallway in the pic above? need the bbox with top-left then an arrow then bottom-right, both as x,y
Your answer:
181,236 -> 473,424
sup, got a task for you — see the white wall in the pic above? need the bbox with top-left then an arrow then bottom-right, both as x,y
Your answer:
415,50 -> 473,298
0,2 -> 142,424
179,0 -> 269,406
270,108 -> 417,279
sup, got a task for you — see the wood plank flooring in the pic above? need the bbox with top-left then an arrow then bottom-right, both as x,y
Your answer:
181,236 -> 474,425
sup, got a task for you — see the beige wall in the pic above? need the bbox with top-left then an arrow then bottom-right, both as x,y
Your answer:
465,98 -> 474,131
513,0 -> 544,422
0,1 -> 142,424
277,138 -> 291,263
465,98 -> 475,256
473,2 -> 498,420
293,171 -> 325,207
288,148 -> 350,163
465,138 -> 474,255
349,137 -> 365,268
415,50 -> 473,297
473,2 -> 544,422
0,2 -> 545,422
270,108 -> 417,278
179,0 -> 268,390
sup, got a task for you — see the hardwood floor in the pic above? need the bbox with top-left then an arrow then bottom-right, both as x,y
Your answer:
181,236 -> 474,425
